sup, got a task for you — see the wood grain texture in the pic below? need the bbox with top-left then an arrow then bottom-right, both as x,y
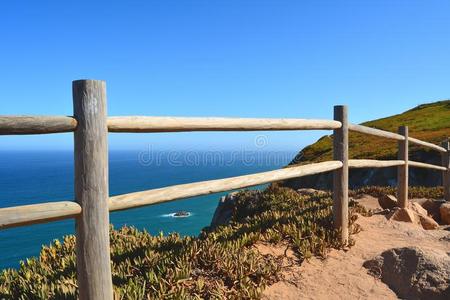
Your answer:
349,123 -> 405,141
0,201 -> 81,229
409,160 -> 447,171
442,140 -> 450,201
73,80 -> 113,300
0,116 -> 77,134
333,105 -> 349,245
348,159 -> 405,168
0,161 -> 343,229
107,116 -> 342,132
408,137 -> 447,153
109,161 -> 343,212
397,126 -> 409,208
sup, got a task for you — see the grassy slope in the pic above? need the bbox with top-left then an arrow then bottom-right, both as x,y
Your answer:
293,100 -> 450,164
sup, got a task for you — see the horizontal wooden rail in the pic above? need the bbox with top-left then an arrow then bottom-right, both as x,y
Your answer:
0,201 -> 81,229
16,159 -> 444,228
107,116 -> 342,132
0,115 -> 341,135
349,124 -> 404,140
409,160 -> 447,171
109,161 -> 343,211
0,116 -> 445,157
0,116 -> 77,135
0,161 -> 343,228
349,124 -> 446,153
348,159 -> 405,168
408,137 -> 447,153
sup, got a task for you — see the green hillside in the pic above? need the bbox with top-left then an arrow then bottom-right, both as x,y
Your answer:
292,100 -> 450,165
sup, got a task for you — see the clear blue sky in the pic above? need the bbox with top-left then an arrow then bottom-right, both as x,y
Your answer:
1,0 -> 449,151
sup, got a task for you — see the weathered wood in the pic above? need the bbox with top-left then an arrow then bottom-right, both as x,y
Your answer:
107,116 -> 342,132
109,161 -> 343,212
73,80 -> 113,300
0,116 -> 77,134
409,160 -> 447,171
441,140 -> 450,201
0,161 -> 342,228
333,105 -> 349,244
348,159 -> 405,168
349,123 -> 405,141
397,126 -> 408,208
408,137 -> 447,153
0,201 -> 81,229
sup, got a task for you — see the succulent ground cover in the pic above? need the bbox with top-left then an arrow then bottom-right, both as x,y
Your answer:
0,186 -> 362,299
351,185 -> 444,200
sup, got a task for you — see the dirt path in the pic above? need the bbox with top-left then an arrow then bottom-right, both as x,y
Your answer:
261,195 -> 450,299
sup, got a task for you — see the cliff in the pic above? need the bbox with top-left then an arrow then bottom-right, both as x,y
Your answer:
282,100 -> 450,190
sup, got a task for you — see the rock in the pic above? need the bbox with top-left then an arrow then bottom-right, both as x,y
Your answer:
418,213 -> 440,230
409,202 -> 428,217
378,194 -> 398,210
387,203 -> 440,230
410,198 -> 429,206
408,202 -> 439,229
173,211 -> 190,217
387,207 -> 418,224
421,199 -> 445,223
210,192 -> 238,228
363,247 -> 450,300
440,203 -> 450,225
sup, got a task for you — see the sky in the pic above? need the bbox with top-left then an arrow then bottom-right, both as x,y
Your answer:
1,0 -> 449,151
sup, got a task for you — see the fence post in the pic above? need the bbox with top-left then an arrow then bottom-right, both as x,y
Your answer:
442,139 -> 450,201
397,126 -> 408,208
73,80 -> 113,299
333,105 -> 348,244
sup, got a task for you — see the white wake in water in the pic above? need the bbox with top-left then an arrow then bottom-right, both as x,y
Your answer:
160,212 -> 193,218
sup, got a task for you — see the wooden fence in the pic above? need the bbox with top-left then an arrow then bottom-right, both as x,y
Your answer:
0,79 -> 449,299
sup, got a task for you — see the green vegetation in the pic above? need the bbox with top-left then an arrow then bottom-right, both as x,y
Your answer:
0,186 -> 360,299
2,101 -> 448,299
351,185 -> 444,200
293,100 -> 450,164
1,185 -> 445,299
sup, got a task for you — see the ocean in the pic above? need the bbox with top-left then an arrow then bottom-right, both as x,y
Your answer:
0,150 -> 295,270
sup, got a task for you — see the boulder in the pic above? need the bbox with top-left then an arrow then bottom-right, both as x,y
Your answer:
378,194 -> 398,210
421,199 -> 445,223
409,202 -> 428,217
387,203 -> 440,230
387,207 -> 418,224
363,247 -> 450,300
440,203 -> 450,225
417,213 -> 439,230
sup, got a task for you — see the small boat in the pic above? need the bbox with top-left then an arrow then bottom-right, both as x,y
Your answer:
172,211 -> 190,217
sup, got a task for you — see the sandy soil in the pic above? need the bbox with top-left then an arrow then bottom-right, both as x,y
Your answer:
260,195 -> 450,300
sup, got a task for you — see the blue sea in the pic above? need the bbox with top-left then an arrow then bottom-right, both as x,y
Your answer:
0,150 -> 295,270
